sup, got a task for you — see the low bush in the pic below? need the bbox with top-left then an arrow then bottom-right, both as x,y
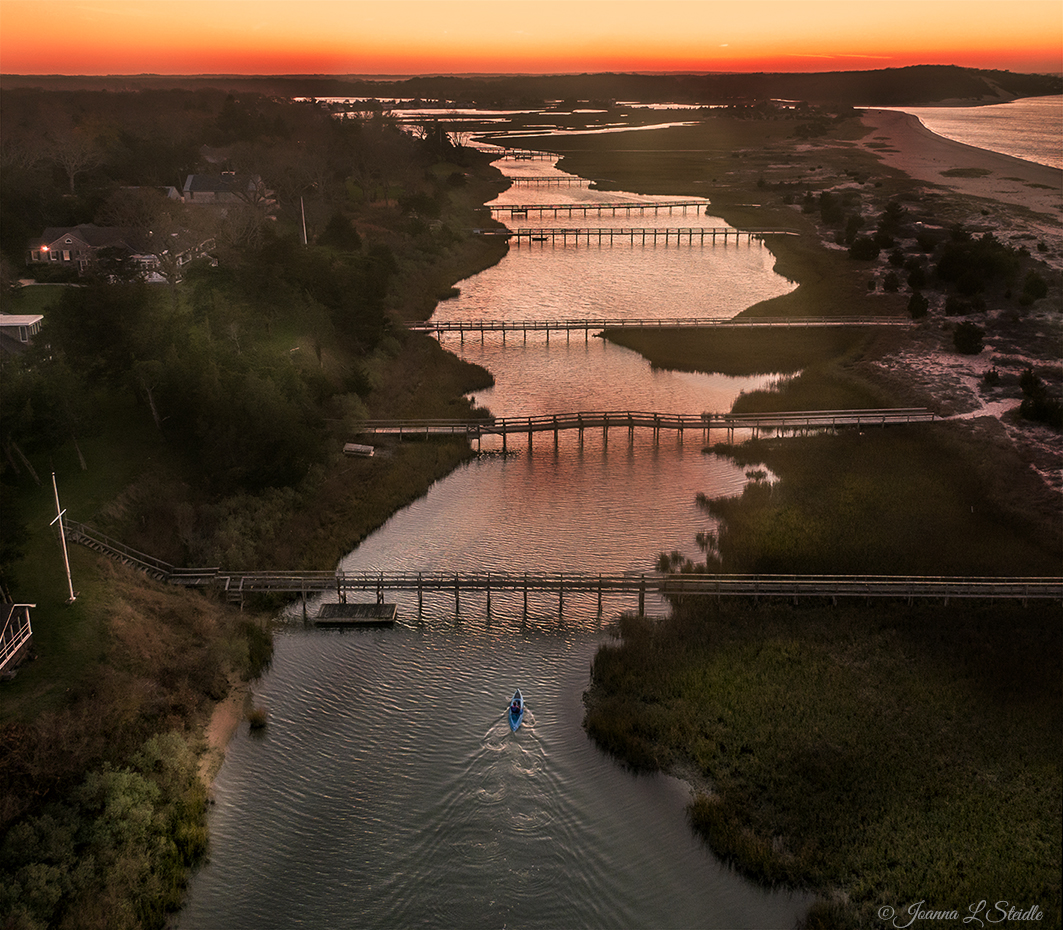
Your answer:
847,237 -> 879,260
953,320 -> 985,354
0,732 -> 208,930
907,291 -> 929,319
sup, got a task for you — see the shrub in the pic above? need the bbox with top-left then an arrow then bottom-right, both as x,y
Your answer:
1021,270 -> 1049,304
1020,395 -> 1063,428
819,191 -> 844,225
983,367 -> 1000,385
906,264 -> 928,289
945,295 -> 985,316
908,292 -> 929,319
937,232 -> 1021,293
883,271 -> 901,293
848,237 -> 879,260
953,321 -> 985,354
1020,367 -> 1043,397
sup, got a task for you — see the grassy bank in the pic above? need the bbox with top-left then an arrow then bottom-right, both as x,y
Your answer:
1,143 -> 511,928
585,601 -> 1061,928
699,427 -> 1060,577
602,326 -> 879,378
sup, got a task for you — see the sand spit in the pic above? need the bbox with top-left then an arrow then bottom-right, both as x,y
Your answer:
199,675 -> 252,795
855,108 -> 1061,497
859,109 -> 1062,236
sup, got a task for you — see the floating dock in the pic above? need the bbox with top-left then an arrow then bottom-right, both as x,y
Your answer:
315,603 -> 397,627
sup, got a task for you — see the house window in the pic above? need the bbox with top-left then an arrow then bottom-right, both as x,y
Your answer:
62,251 -> 71,262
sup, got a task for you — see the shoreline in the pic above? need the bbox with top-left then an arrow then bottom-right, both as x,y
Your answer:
858,108 -> 1062,227
199,675 -> 252,795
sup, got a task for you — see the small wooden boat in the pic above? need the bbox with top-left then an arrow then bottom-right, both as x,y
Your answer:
507,689 -> 525,732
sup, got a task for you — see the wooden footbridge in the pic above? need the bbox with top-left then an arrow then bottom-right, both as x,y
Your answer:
490,201 -> 707,217
476,226 -> 796,245
409,315 -> 910,342
507,177 -> 591,187
355,408 -> 937,450
53,522 -> 1063,616
475,146 -> 556,161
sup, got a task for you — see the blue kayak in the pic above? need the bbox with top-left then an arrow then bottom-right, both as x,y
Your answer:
507,689 -> 525,732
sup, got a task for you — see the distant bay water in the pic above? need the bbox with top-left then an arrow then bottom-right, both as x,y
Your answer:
887,95 -> 1063,170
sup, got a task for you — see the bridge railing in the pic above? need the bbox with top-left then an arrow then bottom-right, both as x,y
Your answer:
1,606 -> 34,675
54,523 -> 1063,604
63,519 -> 175,578
355,408 -> 936,435
217,570 -> 1062,600
409,315 -> 910,332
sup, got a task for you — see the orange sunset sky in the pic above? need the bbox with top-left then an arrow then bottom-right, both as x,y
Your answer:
1,0 -> 1060,76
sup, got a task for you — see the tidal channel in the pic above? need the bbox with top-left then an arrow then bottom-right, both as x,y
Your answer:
179,150 -> 811,928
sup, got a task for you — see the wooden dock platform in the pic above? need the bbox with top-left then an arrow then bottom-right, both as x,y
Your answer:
315,603 -> 397,627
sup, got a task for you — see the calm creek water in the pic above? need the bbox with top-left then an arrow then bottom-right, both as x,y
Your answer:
178,148 -> 811,928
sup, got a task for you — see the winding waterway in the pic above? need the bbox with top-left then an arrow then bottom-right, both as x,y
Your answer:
179,148 -> 811,928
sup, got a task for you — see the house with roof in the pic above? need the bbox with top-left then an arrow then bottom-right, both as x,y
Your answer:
26,224 -> 215,281
27,225 -> 146,273
182,172 -> 275,208
0,313 -> 44,355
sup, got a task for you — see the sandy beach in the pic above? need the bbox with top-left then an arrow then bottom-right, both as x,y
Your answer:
199,676 -> 252,793
852,108 -> 1062,497
859,108 -> 1062,232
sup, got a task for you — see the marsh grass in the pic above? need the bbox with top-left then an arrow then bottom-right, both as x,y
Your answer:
602,327 -> 877,378
585,601 -> 1061,927
702,427 -> 1060,576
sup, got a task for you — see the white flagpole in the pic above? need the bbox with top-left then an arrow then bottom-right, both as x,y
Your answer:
50,472 -> 76,603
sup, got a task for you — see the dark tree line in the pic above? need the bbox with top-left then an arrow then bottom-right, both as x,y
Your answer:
1,88 -> 462,500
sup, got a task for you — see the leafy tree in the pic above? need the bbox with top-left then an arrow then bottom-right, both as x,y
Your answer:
317,211 -> 362,251
46,113 -> 106,195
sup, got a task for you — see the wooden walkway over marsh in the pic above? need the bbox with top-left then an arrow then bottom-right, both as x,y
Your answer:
355,408 -> 937,450
61,523 -> 1063,615
489,200 -> 707,217
477,226 -> 796,245
409,315 -> 910,342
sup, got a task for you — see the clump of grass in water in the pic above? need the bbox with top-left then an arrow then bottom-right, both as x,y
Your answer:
247,705 -> 268,730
